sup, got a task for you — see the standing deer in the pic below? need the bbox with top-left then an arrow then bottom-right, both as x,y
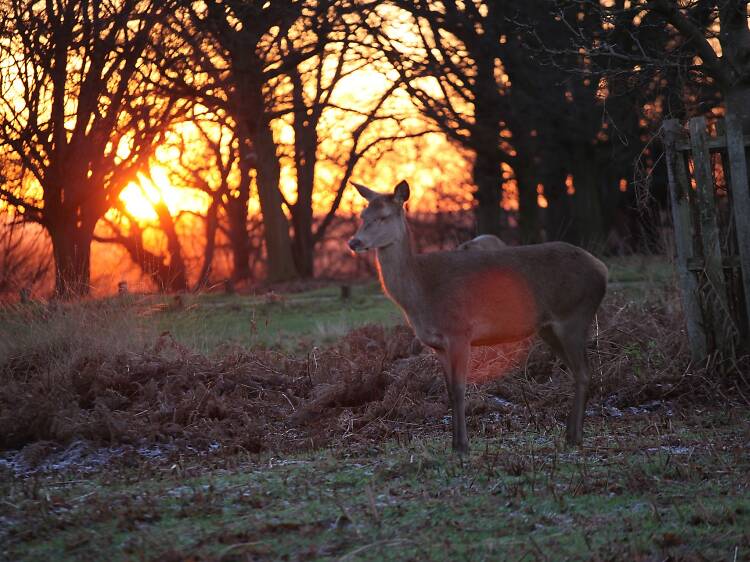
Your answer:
348,181 -> 608,453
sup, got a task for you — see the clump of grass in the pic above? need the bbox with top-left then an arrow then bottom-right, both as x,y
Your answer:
0,299 -> 158,449
0,298 -> 150,375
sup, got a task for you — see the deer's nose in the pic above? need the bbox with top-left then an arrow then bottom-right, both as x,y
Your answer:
348,238 -> 364,252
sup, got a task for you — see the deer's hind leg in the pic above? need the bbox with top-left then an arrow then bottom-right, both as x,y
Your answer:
540,320 -> 592,446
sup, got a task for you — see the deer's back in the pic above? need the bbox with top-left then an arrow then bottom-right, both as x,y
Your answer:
412,242 -> 607,343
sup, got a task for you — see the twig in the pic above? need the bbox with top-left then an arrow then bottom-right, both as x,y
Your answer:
365,484 -> 380,524
338,539 -> 413,562
217,541 -> 263,560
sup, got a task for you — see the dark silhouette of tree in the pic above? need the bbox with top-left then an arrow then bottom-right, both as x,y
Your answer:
504,2 -> 648,245
98,195 -> 189,293
178,0 -> 404,279
0,0 -> 185,297
180,0 -> 311,282
160,111 -> 259,288
173,116 -> 235,290
280,11 -> 403,277
538,0 -> 750,128
375,1 -> 515,238
0,217 -> 51,295
379,1 -> 652,245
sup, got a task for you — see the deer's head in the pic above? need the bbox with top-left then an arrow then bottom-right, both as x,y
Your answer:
348,180 -> 410,253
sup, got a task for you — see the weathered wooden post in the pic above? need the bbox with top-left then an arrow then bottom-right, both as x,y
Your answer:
725,114 -> 750,343
664,114 -> 750,360
688,117 -> 734,354
663,119 -> 708,361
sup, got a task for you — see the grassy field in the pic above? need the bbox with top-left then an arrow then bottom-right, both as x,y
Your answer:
4,409 -> 749,561
148,284 -> 402,352
2,256 -> 749,561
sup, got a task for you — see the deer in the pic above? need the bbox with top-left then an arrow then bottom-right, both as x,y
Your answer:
457,234 -> 506,251
348,180 -> 608,454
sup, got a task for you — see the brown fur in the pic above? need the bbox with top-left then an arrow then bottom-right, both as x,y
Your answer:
350,181 -> 608,452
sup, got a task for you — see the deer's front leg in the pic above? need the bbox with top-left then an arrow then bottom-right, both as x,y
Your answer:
438,342 -> 470,454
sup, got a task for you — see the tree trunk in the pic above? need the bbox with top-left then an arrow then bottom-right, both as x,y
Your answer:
227,142 -> 254,282
253,122 -> 299,283
195,198 -> 219,290
154,200 -> 188,292
541,166 -> 571,242
473,146 -> 503,236
514,157 -> 541,243
718,0 -> 750,132
290,127 -> 316,278
227,200 -> 252,282
228,43 -> 298,284
291,208 -> 314,278
569,146 -> 605,247
288,67 -> 318,279
50,220 -> 94,298
725,83 -> 750,133
472,54 -> 504,237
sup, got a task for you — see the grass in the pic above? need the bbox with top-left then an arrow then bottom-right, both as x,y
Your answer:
0,282 -> 400,359
605,254 -> 674,285
148,283 -> 400,352
4,409 -> 749,561
2,255 -> 749,561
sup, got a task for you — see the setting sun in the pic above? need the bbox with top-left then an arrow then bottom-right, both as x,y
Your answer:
119,167 -> 209,223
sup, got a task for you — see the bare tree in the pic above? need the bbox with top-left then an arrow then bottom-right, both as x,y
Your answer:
97,198 -> 189,293
0,0 -> 185,297
161,111 -> 257,287
280,13 -> 404,277
377,1 -> 653,245
538,1 -> 750,128
179,0 -> 312,282
372,1 -> 517,237
176,0 -> 406,279
503,2 -> 648,245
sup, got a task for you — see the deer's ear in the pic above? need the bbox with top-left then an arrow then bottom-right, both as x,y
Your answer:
393,180 -> 410,204
351,182 -> 379,202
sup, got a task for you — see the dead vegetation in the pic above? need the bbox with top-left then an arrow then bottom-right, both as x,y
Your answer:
1,290 -> 748,464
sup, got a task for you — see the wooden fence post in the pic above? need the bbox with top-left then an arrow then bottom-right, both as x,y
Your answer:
724,114 -> 750,343
688,116 -> 735,354
663,119 -> 708,360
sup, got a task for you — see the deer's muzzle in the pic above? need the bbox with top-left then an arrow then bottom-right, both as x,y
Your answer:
348,238 -> 366,253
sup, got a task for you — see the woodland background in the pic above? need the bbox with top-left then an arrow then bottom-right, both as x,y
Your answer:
2,0 -> 749,298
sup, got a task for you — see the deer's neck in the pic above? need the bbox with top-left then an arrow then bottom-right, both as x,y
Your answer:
375,227 -> 421,313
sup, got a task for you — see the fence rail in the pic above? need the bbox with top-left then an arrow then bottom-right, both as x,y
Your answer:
663,115 -> 750,361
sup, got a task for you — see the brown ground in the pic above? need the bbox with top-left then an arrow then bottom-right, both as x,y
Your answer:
1,293 -> 748,471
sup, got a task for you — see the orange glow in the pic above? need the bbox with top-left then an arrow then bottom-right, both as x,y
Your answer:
536,184 -> 548,208
566,174 -> 575,195
465,268 -> 536,382
119,167 -> 209,223
502,181 -> 519,212
619,178 -> 628,192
